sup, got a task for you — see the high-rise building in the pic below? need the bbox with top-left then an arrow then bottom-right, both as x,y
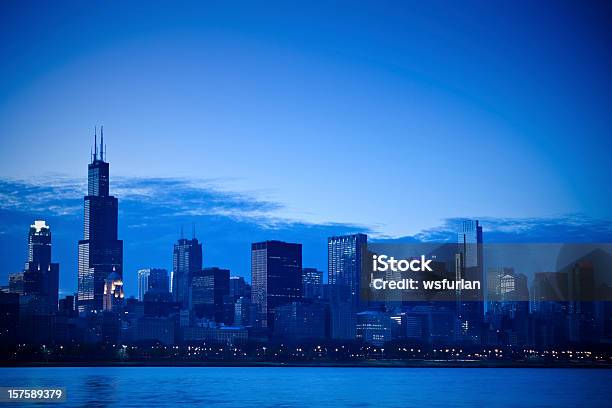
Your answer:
172,236 -> 202,309
456,220 -> 484,341
12,220 -> 60,314
77,128 -> 123,313
251,240 -> 302,329
190,267 -> 230,322
138,268 -> 170,301
328,234 -> 367,303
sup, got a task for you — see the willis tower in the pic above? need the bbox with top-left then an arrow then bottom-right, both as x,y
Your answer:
77,127 -> 123,313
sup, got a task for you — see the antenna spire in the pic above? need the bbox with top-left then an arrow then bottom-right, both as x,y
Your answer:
192,223 -> 196,239
94,126 -> 98,161
180,225 -> 184,240
100,125 -> 104,161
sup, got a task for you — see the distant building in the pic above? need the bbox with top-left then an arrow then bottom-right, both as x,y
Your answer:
234,296 -> 254,326
251,240 -> 302,328
126,316 -> 175,345
356,311 -> 391,346
273,301 -> 327,341
456,220 -> 484,342
229,276 -> 250,300
0,293 -> 19,345
190,267 -> 230,323
302,267 -> 324,299
172,237 -> 202,309
78,129 -> 123,313
328,234 -> 367,303
8,273 -> 24,295
138,268 -> 169,301
181,325 -> 248,345
10,220 -> 59,315
302,267 -> 323,285
326,284 -> 356,339
58,295 -> 77,318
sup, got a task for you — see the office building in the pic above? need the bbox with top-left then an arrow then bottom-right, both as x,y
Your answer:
251,240 -> 302,328
190,267 -> 230,322
138,268 -> 169,301
328,234 -> 367,303
172,237 -> 202,309
77,128 -> 123,313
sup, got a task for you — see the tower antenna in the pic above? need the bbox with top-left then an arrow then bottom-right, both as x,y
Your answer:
180,225 -> 184,240
94,126 -> 98,161
100,125 -> 104,161
192,223 -> 195,239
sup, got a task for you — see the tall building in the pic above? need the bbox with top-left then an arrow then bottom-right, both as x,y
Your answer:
172,237 -> 202,309
12,220 -> 60,314
328,234 -> 367,303
190,267 -> 230,322
77,128 -> 123,313
456,219 -> 484,341
137,268 -> 170,301
251,240 -> 302,329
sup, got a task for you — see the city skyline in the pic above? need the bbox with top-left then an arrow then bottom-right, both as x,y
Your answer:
1,1 -> 612,298
2,167 -> 612,298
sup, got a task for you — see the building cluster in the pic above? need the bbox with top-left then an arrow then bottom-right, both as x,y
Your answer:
1,133 -> 610,356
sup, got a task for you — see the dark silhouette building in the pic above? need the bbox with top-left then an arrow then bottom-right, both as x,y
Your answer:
172,236 -> 202,310
77,127 -> 123,313
456,220 -> 484,342
138,268 -> 169,301
251,240 -> 302,329
190,267 -> 230,322
11,220 -> 59,314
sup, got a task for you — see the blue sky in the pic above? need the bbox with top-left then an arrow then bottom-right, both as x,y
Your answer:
0,1 -> 611,296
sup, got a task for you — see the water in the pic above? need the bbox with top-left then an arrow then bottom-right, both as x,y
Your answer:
0,367 -> 611,407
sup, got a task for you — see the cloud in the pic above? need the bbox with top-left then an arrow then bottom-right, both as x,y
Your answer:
0,176 -> 286,222
410,214 -> 612,243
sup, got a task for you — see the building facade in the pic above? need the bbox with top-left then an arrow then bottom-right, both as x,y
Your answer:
251,240 -> 302,329
77,128 -> 123,313
172,237 -> 202,309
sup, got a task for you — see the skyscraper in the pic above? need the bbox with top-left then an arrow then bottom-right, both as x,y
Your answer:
457,220 -> 483,271
251,240 -> 302,329
328,233 -> 367,302
77,127 -> 123,313
138,268 -> 170,301
13,220 -> 60,314
456,219 -> 484,341
172,237 -> 202,309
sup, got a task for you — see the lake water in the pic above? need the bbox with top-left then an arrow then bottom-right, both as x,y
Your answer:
0,367 -> 610,407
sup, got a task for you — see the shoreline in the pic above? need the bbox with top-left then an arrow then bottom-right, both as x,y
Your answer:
2,360 -> 610,369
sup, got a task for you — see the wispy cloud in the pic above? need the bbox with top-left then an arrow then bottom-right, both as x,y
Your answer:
411,214 -> 612,243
